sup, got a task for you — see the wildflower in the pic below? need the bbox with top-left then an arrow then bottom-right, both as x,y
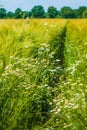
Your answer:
85,54 -> 87,59
84,42 -> 87,45
25,45 -> 29,48
55,59 -> 60,62
79,83 -> 83,86
49,69 -> 56,73
50,25 -> 53,28
46,48 -> 50,52
72,105 -> 78,109
44,22 -> 48,26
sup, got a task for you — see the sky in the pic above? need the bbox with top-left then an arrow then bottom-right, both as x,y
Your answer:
0,0 -> 87,12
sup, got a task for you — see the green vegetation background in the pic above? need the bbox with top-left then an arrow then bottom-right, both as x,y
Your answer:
0,6 -> 87,18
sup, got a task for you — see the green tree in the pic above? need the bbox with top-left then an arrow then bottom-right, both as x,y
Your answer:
29,11 -> 32,18
6,11 -> 14,18
0,8 -> 6,18
23,11 -> 29,18
82,9 -> 87,18
14,8 -> 23,19
78,6 -> 87,18
44,12 -> 49,18
47,6 -> 58,18
31,5 -> 45,18
60,6 -> 76,18
23,11 -> 32,18
73,9 -> 78,18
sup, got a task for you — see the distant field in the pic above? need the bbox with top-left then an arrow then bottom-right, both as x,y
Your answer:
0,19 -> 87,130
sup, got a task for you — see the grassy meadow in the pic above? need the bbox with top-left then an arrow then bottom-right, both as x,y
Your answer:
0,19 -> 87,130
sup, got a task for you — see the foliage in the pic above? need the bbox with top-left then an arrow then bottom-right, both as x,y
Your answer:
14,8 -> 23,19
47,6 -> 58,18
78,6 -> 87,18
82,9 -> 87,18
31,5 -> 45,18
0,19 -> 87,130
0,6 -> 87,19
43,20 -> 87,130
0,19 -> 66,129
23,11 -> 32,18
60,6 -> 76,18
6,11 -> 14,18
0,8 -> 6,18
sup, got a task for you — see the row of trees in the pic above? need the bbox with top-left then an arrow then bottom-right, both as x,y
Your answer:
0,5 -> 87,19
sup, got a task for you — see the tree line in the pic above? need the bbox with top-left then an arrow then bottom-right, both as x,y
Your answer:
0,5 -> 87,19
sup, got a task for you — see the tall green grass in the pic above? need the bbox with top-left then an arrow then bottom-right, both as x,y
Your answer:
0,19 -> 66,130
0,19 -> 87,130
41,20 -> 87,130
